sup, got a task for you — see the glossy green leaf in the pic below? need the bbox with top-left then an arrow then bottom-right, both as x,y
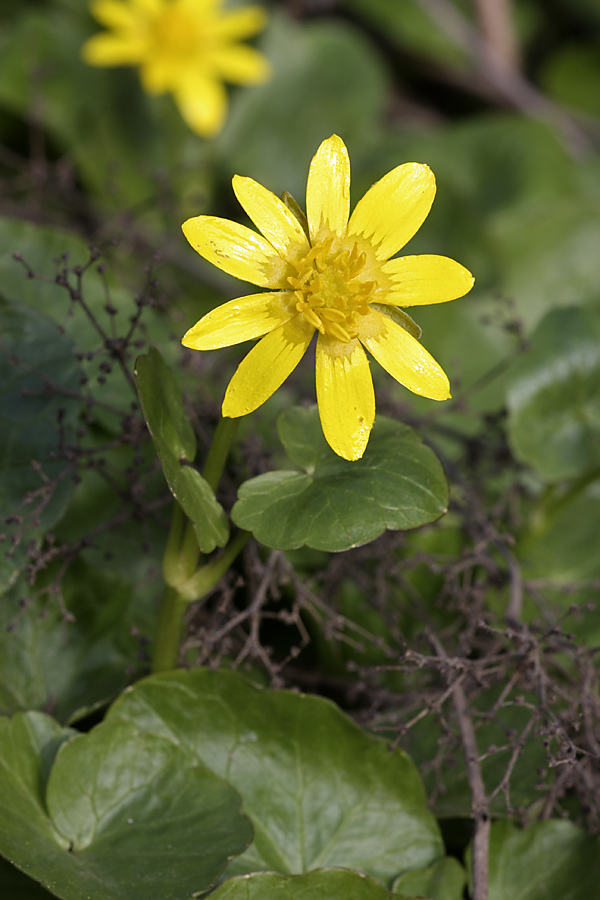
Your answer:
210,869 -> 402,900
0,712 -> 252,900
0,560 -> 141,724
478,820 -> 600,900
108,668 -> 444,885
135,347 -> 228,552
507,307 -> 600,481
0,295 -> 80,592
392,857 -> 466,900
232,406 -> 448,552
0,713 -> 75,876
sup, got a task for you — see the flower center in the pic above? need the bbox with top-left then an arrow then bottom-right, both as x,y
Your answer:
153,6 -> 201,59
287,237 -> 376,342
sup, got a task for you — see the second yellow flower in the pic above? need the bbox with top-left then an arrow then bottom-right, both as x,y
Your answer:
82,0 -> 270,137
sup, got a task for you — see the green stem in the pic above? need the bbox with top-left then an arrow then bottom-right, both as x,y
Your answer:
151,530 -> 250,672
162,502 -> 199,587
179,530 -> 251,602
202,416 -> 239,493
152,415 -> 243,673
152,586 -> 188,673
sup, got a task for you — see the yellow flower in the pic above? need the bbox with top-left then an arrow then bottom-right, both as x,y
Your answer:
81,0 -> 270,138
182,135 -> 474,460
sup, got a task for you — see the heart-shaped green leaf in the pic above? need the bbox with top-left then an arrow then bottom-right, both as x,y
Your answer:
108,668 -> 443,885
0,712 -> 252,900
392,857 -> 466,899
476,820 -> 600,900
507,306 -> 600,481
209,868 -> 402,900
135,347 -> 228,552
232,406 -> 448,552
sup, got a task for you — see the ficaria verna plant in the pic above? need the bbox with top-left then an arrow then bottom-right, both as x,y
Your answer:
182,134 -> 474,459
118,135 -> 477,678
6,0 -> 600,897
81,0 -> 271,137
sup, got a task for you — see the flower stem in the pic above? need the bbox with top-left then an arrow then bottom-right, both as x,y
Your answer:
162,501 -> 199,588
152,586 -> 188,674
151,414 -> 243,673
178,529 -> 251,602
151,530 -> 250,672
202,416 -> 239,492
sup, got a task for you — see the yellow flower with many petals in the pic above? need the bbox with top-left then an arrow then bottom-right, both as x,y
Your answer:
82,0 -> 270,138
182,135 -> 474,460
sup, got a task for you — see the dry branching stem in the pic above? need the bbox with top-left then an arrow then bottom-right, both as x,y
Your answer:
428,629 -> 490,900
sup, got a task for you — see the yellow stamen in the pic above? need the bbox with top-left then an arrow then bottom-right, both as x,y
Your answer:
288,237 -> 378,341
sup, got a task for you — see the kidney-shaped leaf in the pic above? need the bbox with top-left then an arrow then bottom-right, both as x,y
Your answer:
210,868 -> 402,900
507,306 -> 600,481
108,668 -> 443,885
232,406 -> 448,552
135,347 -> 228,552
478,820 -> 600,900
0,712 -> 252,900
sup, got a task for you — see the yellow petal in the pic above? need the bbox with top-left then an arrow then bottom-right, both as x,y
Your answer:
380,254 -> 474,306
358,308 -> 450,400
182,292 -> 295,350
233,176 -> 310,262
131,0 -> 161,13
179,0 -> 218,14
182,216 -> 289,288
88,0 -> 137,30
212,6 -> 268,40
223,316 -> 314,416
212,45 -> 271,84
139,56 -> 177,94
315,335 -> 375,461
174,76 -> 227,137
348,163 -> 436,261
81,33 -> 145,65
306,134 -> 350,243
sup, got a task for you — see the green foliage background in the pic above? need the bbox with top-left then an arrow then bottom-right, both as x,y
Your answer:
1,0 -> 600,898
